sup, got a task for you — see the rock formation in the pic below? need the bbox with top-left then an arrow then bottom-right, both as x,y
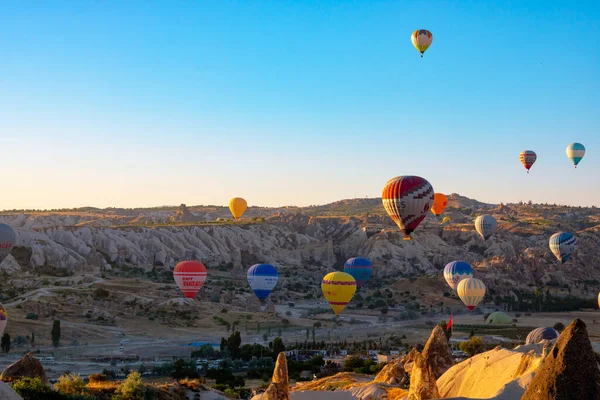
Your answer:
170,204 -> 198,223
0,381 -> 22,400
374,356 -> 409,386
521,318 -> 600,400
261,352 -> 290,400
421,325 -> 453,379
407,353 -> 440,400
0,353 -> 48,385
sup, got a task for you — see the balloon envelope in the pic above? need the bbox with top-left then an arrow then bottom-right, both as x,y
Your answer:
228,197 -> 247,219
0,303 -> 7,337
519,150 -> 537,172
549,232 -> 577,263
343,257 -> 372,289
173,261 -> 207,299
443,261 -> 473,291
566,143 -> 585,167
526,327 -> 559,345
431,193 -> 448,216
486,311 -> 512,325
457,278 -> 486,311
475,215 -> 497,240
411,29 -> 433,56
321,272 -> 356,315
382,176 -> 434,239
0,223 -> 16,262
442,216 -> 451,225
247,264 -> 279,301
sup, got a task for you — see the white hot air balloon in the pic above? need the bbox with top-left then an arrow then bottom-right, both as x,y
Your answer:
457,278 -> 486,311
474,215 -> 497,241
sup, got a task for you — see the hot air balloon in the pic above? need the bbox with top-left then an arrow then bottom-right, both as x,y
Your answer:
457,278 -> 486,311
382,176 -> 434,240
0,224 -> 16,263
443,261 -> 473,291
343,257 -> 372,289
0,303 -> 7,337
173,261 -> 207,299
321,272 -> 356,315
525,327 -> 559,345
411,29 -> 433,57
431,193 -> 448,216
486,311 -> 512,325
549,232 -> 577,264
442,216 -> 451,225
228,197 -> 247,220
519,150 -> 537,173
474,215 -> 497,240
247,264 -> 279,302
566,143 -> 585,168
598,291 -> 600,309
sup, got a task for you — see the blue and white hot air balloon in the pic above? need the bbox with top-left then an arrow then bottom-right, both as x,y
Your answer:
525,327 -> 559,345
549,232 -> 577,264
343,257 -> 373,289
566,143 -> 585,168
443,261 -> 473,291
247,264 -> 279,302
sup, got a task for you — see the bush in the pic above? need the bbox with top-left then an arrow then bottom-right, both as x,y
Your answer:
55,374 -> 88,396
112,371 -> 155,400
13,377 -> 93,400
94,288 -> 110,299
459,336 -> 483,357
554,322 -> 565,332
25,313 -> 39,320
88,373 -> 109,383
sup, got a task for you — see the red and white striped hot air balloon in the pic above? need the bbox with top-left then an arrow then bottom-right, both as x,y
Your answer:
382,175 -> 434,240
519,150 -> 537,173
173,261 -> 207,299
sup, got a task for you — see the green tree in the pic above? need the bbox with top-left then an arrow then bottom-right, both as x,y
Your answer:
554,322 -> 565,332
1,333 -> 10,353
112,371 -> 154,400
459,336 -> 483,357
51,320 -> 61,348
439,320 -> 452,340
272,337 -> 285,358
227,331 -> 242,359
55,373 -> 88,396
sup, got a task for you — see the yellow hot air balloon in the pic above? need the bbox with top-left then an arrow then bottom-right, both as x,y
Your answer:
321,272 -> 356,315
457,278 -> 486,311
228,197 -> 247,220
411,29 -> 433,57
442,216 -> 451,225
431,193 -> 448,216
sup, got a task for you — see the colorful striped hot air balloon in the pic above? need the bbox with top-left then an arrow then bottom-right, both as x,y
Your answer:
457,278 -> 486,311
443,261 -> 473,291
526,327 -> 559,345
382,176 -> 434,240
519,150 -> 537,173
247,264 -> 279,302
173,261 -> 207,299
321,272 -> 356,315
0,224 -> 16,263
228,197 -> 247,219
474,215 -> 497,241
431,193 -> 448,216
411,29 -> 433,57
343,257 -> 373,289
549,232 -> 577,264
0,303 -> 7,337
566,143 -> 585,168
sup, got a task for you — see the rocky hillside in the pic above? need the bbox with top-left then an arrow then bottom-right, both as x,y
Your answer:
1,197 -> 600,307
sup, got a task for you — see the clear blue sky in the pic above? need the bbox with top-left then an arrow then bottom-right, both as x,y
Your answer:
1,0 -> 598,209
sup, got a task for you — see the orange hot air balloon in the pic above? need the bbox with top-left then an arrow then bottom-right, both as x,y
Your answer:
229,197 -> 247,220
173,261 -> 207,299
431,193 -> 448,216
